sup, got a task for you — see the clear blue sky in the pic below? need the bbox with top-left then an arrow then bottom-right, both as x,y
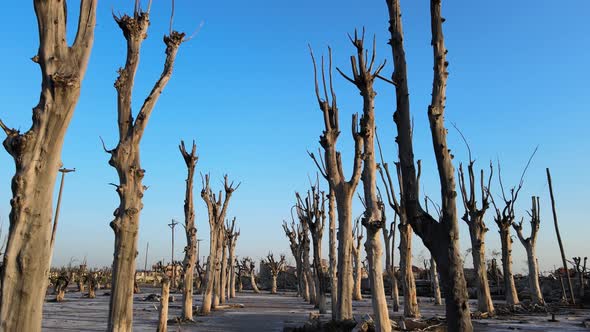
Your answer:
0,0 -> 587,273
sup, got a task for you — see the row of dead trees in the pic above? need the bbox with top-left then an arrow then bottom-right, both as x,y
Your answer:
278,1 -> 578,332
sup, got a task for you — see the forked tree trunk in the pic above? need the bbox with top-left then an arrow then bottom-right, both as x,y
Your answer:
0,2 -> 96,331
458,162 -> 495,314
157,278 -> 170,332
430,258 -> 442,305
309,47 -> 364,320
179,141 -> 198,320
200,175 -> 238,314
106,8 -> 185,331
386,0 -> 473,330
513,196 -> 543,305
338,34 -> 391,331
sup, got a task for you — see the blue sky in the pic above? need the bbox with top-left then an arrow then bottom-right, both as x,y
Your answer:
0,0 -> 588,273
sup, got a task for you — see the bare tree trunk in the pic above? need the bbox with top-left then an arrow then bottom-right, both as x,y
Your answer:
337,34 -> 391,331
220,231 -> 228,304
328,190 -> 338,318
499,226 -> 519,305
157,278 -> 170,332
513,196 -> 543,305
106,8 -> 185,331
200,175 -> 238,314
250,270 -> 260,293
179,141 -> 198,320
226,219 -> 239,299
0,2 -> 96,331
352,221 -> 363,301
300,217 -> 317,305
546,168 -> 576,304
458,162 -> 495,314
400,222 -> 420,317
385,0 -> 473,330
271,275 -> 278,294
430,257 -> 442,305
308,47 -> 364,320
302,268 -> 310,301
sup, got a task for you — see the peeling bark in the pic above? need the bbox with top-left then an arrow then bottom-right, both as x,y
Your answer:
0,1 -> 97,331
179,141 -> 198,320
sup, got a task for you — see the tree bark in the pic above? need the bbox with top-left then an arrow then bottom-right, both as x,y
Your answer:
399,222 -> 420,317
226,219 -> 239,299
430,257 -> 442,305
499,226 -> 519,305
385,0 -> 473,330
328,190 -> 338,318
352,230 -> 363,301
179,141 -> 198,320
309,47 -> 364,320
157,278 -> 170,332
106,8 -> 185,331
0,2 -> 97,331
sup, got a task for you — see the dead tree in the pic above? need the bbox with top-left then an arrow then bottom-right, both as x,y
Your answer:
296,186 -> 328,312
457,159 -> 495,314
489,153 -> 536,306
264,253 -> 286,294
157,277 -> 170,332
336,32 -> 391,331
513,196 -> 544,305
235,258 -> 246,293
377,159 -> 419,317
54,273 -> 70,302
327,190 -> 338,316
430,257 -> 442,305
226,218 -> 240,298
386,0 -> 473,329
244,257 -> 260,293
87,273 -> 97,299
282,220 -> 306,299
78,263 -> 87,292
309,46 -> 363,321
573,257 -> 586,299
546,168 -> 576,304
297,201 -> 317,305
103,4 -> 186,331
352,218 -> 364,301
219,224 -> 228,305
179,140 -> 198,320
201,175 -> 239,314
0,1 -> 96,330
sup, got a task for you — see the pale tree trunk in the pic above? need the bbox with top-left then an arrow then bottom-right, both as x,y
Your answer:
499,227 -> 519,305
106,8 -> 185,331
352,222 -> 363,301
430,258 -> 442,305
300,218 -> 317,305
250,269 -> 260,293
179,141 -> 198,320
271,275 -> 278,294
513,196 -> 543,305
212,230 -> 223,308
264,253 -> 286,295
220,231 -> 228,304
328,190 -> 338,317
157,278 -> 170,332
226,219 -> 239,299
282,221 -> 304,299
0,2 -> 96,331
400,223 -> 420,317
302,271 -> 310,300
338,35 -> 391,331
200,175 -> 238,314
309,47 -> 364,320
386,0 -> 473,330
458,162 -> 495,314
296,189 -> 327,313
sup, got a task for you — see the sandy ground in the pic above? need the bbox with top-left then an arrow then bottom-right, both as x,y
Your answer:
42,287 -> 590,331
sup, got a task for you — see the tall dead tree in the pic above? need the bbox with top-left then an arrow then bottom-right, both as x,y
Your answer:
337,32 -> 391,331
457,159 -> 495,314
572,257 -> 586,299
298,201 -> 317,305
309,46 -> 364,321
296,187 -> 328,313
385,0 -> 473,329
104,4 -> 186,330
352,218 -> 364,301
226,218 -> 240,299
219,224 -> 228,304
264,253 -> 286,294
327,189 -> 338,316
244,257 -> 260,293
282,220 -> 306,299
179,140 -> 198,320
200,175 -> 239,314
377,159 -> 419,317
0,1 -> 96,330
513,196 -> 544,305
235,258 -> 246,293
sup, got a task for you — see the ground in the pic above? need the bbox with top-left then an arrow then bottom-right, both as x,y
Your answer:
42,287 -> 590,331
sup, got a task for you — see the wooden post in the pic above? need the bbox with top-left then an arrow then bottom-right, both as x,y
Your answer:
157,278 -> 170,332
546,168 -> 575,304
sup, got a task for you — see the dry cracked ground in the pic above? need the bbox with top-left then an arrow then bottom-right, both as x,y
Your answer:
42,287 -> 590,331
